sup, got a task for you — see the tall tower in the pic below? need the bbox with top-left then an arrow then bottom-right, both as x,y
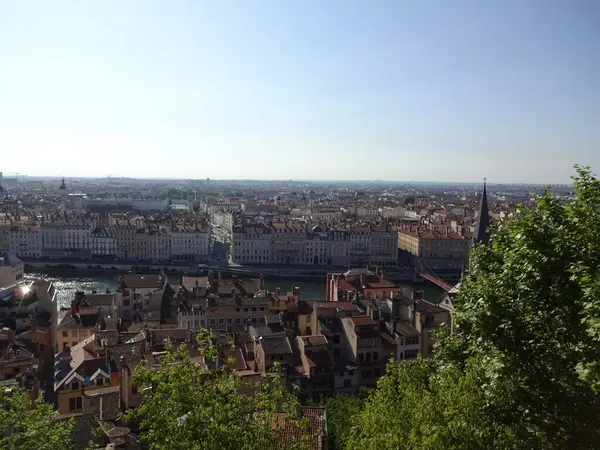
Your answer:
472,178 -> 490,246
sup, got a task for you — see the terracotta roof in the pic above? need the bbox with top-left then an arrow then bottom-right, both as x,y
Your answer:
349,315 -> 378,327
300,335 -> 328,347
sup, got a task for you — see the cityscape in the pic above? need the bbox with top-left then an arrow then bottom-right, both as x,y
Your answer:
2,1 -> 600,449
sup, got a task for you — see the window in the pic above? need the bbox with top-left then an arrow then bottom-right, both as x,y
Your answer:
71,330 -> 78,337
343,379 -> 352,388
71,382 -> 79,391
251,307 -> 256,312
96,377 -> 104,386
406,337 -> 419,346
235,318 -> 241,324
373,352 -> 379,361
424,314 -> 434,327
62,331 -> 68,337
69,396 -> 82,411
218,318 -> 224,325
244,308 -> 248,312
404,349 -> 419,359
333,334 -> 340,344
236,308 -> 240,312
210,318 -> 216,325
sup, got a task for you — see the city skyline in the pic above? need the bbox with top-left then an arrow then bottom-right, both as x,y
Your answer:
1,1 -> 599,183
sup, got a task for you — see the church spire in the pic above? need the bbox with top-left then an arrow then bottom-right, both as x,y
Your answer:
473,177 -> 490,246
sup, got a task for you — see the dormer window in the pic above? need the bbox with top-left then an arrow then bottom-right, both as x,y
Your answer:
71,381 -> 79,391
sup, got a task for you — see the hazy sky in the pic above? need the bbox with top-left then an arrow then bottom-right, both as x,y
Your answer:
1,1 -> 599,183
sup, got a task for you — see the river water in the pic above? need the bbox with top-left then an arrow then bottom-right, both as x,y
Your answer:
25,270 -> 444,309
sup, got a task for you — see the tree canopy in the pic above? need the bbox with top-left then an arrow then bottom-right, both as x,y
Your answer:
345,166 -> 600,449
127,330 -> 312,450
0,388 -> 73,450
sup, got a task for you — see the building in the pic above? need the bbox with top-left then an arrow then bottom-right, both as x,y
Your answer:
41,222 -> 66,258
340,315 -> 386,387
171,226 -> 211,262
8,226 -> 42,258
296,335 -> 334,401
177,275 -> 272,330
117,273 -> 167,321
397,226 -> 470,270
0,253 -> 24,288
231,224 -> 272,265
91,228 -> 117,258
370,226 -> 398,267
326,268 -> 399,302
63,223 -> 93,258
271,222 -> 307,265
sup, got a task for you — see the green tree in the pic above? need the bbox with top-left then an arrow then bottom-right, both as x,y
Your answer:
454,165 -> 600,447
127,329 -> 311,450
345,358 -> 540,450
347,166 -> 600,449
325,393 -> 365,449
0,388 -> 73,450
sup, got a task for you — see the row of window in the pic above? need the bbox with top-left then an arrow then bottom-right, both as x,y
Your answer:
185,316 -> 266,328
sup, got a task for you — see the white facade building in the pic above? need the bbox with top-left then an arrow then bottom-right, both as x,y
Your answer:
91,228 -> 117,257
9,226 -> 42,258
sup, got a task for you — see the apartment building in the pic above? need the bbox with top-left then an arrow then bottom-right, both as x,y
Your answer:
305,227 -> 330,265
398,226 -> 469,270
329,228 -> 350,266
271,221 -> 306,265
41,222 -> 65,258
117,273 -> 167,320
9,226 -> 41,258
177,275 -> 270,330
340,315 -> 386,387
0,253 -> 24,288
231,224 -> 272,264
297,335 -> 335,401
326,268 -> 399,302
170,226 -> 210,261
91,228 -> 117,257
370,226 -> 398,267
63,223 -> 92,258
113,223 -> 137,259
349,226 -> 371,266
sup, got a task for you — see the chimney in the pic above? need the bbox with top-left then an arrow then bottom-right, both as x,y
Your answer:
259,273 -> 265,290
276,287 -> 281,297
326,273 -> 332,302
71,300 -> 77,318
292,286 -> 300,298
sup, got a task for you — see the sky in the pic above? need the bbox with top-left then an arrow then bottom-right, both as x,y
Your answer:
1,1 -> 599,183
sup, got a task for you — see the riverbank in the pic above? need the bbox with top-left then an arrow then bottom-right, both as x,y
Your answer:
22,259 -> 433,282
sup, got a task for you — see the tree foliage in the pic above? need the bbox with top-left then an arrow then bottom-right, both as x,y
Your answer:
325,393 -> 365,449
346,166 -> 600,449
0,388 -> 73,450
127,330 -> 312,450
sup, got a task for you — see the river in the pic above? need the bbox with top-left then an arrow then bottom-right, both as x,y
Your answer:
24,270 -> 444,309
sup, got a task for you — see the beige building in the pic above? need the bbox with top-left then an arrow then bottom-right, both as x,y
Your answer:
117,273 -> 167,320
271,222 -> 306,265
231,224 -> 272,264
170,226 -> 210,261
398,226 -> 469,270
